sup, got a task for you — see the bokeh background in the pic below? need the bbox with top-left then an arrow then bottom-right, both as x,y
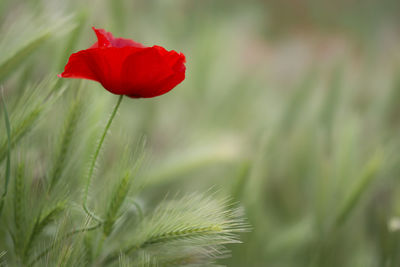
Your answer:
1,0 -> 400,266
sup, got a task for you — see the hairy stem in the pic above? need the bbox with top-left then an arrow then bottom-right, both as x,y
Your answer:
82,95 -> 123,222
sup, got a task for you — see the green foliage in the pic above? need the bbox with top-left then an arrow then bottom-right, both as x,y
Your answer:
13,163 -> 25,256
49,97 -> 82,191
106,194 -> 248,266
0,31 -> 51,82
0,94 -> 11,216
0,77 -> 64,164
1,0 -> 400,266
103,171 -> 132,236
23,203 -> 66,262
0,84 -> 247,266
335,151 -> 383,227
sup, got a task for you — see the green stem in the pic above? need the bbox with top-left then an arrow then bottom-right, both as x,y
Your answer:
82,95 -> 123,222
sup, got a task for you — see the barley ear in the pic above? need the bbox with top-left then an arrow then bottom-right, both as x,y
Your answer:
103,171 -> 132,236
49,99 -> 82,191
23,202 -> 65,262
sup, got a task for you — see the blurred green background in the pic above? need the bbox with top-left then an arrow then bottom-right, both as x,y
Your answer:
1,0 -> 400,266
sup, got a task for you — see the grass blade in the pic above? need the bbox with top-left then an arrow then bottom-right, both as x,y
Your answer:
13,162 -> 26,256
0,92 -> 11,216
0,106 -> 43,164
0,30 -> 51,82
335,151 -> 383,227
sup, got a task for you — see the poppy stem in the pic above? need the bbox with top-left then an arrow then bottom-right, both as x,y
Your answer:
83,94 -> 124,223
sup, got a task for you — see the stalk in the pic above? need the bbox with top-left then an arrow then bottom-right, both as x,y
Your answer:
82,95 -> 123,222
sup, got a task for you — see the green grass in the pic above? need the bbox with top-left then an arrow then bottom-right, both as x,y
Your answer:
1,0 -> 400,266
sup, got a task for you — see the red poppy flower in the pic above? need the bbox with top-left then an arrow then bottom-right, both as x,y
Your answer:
58,27 -> 186,98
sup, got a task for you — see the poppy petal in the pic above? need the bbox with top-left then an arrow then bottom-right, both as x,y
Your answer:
92,27 -> 111,47
58,49 -> 100,81
59,47 -> 143,94
121,46 -> 185,98
145,53 -> 186,98
91,27 -> 145,48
